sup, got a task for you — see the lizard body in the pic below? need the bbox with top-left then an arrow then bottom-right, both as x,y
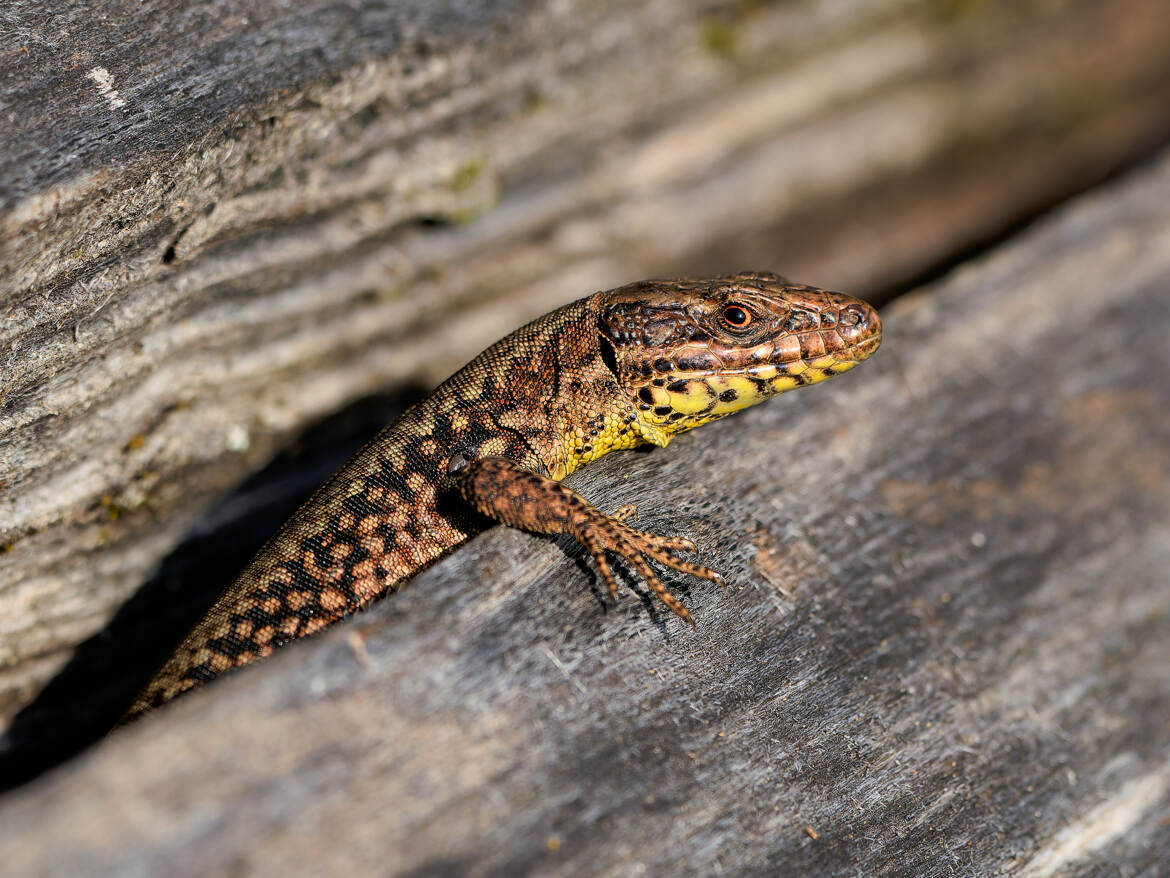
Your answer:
127,272 -> 880,719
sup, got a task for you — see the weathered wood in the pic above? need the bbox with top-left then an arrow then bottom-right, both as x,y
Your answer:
4,141 -> 1169,876
4,0 -> 1170,727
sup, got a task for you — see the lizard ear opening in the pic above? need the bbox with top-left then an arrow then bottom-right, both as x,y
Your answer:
597,331 -> 620,379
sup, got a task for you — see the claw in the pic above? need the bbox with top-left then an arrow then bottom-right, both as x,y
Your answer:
612,504 -> 638,523
588,547 -> 621,601
573,508 -> 723,625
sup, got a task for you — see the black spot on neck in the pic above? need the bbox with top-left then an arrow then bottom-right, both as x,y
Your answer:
598,331 -> 620,378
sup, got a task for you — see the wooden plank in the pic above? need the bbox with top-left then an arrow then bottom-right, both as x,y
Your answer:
4,0 -> 1170,724
3,141 -> 1169,876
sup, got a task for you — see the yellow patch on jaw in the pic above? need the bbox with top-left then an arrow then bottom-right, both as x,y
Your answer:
801,357 -> 856,385
631,373 -> 766,435
768,375 -> 800,392
716,374 -> 759,396
667,380 -> 714,414
705,375 -> 762,416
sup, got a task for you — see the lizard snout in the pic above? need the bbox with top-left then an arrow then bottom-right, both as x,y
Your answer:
831,298 -> 881,359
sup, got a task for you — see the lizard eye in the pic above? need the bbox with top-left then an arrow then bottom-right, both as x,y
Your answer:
721,304 -> 752,329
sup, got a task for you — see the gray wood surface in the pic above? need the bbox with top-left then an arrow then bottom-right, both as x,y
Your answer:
3,139 -> 1169,877
5,0 -> 1170,728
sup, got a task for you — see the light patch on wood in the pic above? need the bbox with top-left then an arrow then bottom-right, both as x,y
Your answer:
86,66 -> 127,110
1015,764 -> 1170,877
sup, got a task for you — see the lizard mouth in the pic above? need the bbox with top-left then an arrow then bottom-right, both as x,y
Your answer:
851,331 -> 882,360
630,322 -> 881,433
749,306 -> 882,377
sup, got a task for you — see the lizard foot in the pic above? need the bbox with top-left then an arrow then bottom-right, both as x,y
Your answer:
456,456 -> 724,626
571,508 -> 725,627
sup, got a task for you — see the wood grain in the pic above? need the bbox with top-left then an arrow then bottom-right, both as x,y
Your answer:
3,136 -> 1168,877
4,0 -> 1170,727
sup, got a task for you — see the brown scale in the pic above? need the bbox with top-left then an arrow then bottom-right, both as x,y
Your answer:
126,272 -> 881,720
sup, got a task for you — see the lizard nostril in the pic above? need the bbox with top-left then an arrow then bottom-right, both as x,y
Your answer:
840,305 -> 871,328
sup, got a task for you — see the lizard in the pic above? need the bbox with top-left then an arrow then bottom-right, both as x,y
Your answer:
125,272 -> 881,720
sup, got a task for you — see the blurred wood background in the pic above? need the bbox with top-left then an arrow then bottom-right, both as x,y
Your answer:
2,0 -> 1169,874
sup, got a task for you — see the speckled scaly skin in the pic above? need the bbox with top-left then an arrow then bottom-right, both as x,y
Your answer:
126,272 -> 881,719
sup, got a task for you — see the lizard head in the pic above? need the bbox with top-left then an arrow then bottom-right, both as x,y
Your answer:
595,271 -> 881,440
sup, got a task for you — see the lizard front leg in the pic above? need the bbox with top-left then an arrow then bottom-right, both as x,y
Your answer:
454,455 -> 724,625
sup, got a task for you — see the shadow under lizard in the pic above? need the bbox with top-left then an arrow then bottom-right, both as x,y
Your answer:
127,272 -> 881,719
